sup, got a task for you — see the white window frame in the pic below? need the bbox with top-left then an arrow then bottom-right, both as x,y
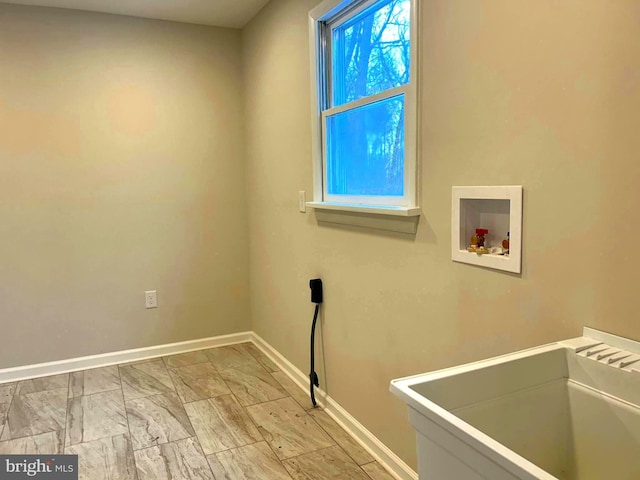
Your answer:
308,0 -> 420,216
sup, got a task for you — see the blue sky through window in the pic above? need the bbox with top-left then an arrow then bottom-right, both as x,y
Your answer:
326,0 -> 410,198
332,0 -> 411,107
327,95 -> 405,196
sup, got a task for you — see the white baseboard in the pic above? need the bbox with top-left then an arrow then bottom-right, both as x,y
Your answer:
250,332 -> 418,480
0,331 -> 252,384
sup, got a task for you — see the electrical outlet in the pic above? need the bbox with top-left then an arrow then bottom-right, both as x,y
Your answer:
145,290 -> 157,309
299,191 -> 306,213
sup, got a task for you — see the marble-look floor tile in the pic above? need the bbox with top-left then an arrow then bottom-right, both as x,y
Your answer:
120,359 -> 175,401
270,371 -> 315,411
2,388 -> 67,440
218,364 -> 287,406
126,392 -> 194,450
135,437 -> 214,480
283,445 -> 370,480
0,383 -> 16,429
204,345 -> 263,371
308,409 -> 373,465
241,343 -> 280,373
361,461 -> 395,480
168,362 -> 230,403
0,430 -> 64,454
184,394 -> 262,455
207,441 -> 291,480
66,389 -> 128,446
70,366 -> 121,398
16,374 -> 69,395
65,434 -> 137,480
0,383 -> 16,401
163,351 -> 209,368
247,397 -> 334,460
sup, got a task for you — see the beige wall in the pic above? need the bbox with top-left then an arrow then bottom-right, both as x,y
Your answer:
3,0 -> 640,471
243,0 -> 640,468
0,5 -> 250,368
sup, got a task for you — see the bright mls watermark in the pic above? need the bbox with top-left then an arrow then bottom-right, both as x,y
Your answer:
0,455 -> 77,479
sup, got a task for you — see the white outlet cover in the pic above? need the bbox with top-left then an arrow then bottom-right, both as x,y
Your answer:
298,191 -> 306,213
145,290 -> 157,309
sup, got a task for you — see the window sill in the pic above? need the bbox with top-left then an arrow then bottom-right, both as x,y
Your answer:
306,202 -> 421,234
306,202 -> 421,217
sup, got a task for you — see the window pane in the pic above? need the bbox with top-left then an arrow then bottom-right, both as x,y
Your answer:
326,95 -> 404,196
332,0 -> 411,107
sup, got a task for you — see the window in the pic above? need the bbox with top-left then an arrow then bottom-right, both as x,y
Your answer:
309,0 -> 419,215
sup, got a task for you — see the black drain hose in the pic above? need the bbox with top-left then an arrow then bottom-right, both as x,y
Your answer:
309,303 -> 320,406
308,278 -> 323,407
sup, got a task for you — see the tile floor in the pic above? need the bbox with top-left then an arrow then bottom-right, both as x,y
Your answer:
0,343 -> 394,480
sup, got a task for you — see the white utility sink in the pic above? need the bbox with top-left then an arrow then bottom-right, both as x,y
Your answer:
390,328 -> 640,480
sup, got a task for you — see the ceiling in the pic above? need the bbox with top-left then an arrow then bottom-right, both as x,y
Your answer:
0,0 -> 271,28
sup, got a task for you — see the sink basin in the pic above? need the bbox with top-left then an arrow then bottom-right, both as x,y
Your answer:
390,328 -> 640,480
